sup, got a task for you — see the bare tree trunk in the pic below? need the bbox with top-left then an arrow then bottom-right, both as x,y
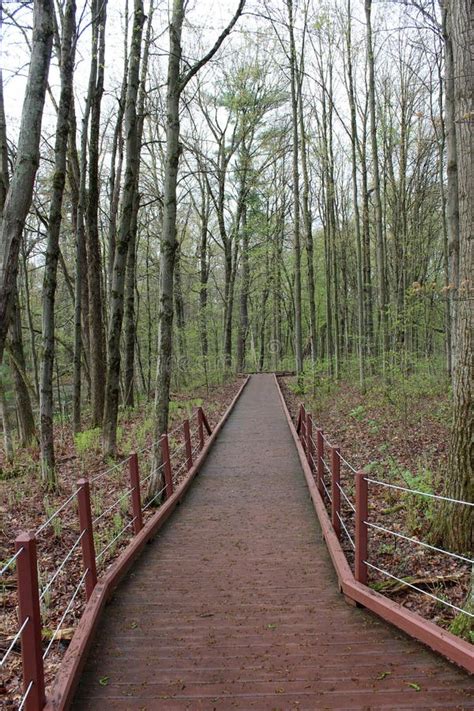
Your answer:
236,202 -> 249,372
0,0 -> 54,363
435,0 -> 473,553
124,3 -> 153,408
0,10 -> 36,446
196,180 -> 210,386
150,0 -> 246,497
103,0 -> 145,456
86,0 -> 108,427
441,3 -> 460,368
298,75 -> 317,367
108,2 -> 129,292
40,0 -> 76,486
365,0 -> 388,367
286,0 -> 303,383
346,0 -> 365,389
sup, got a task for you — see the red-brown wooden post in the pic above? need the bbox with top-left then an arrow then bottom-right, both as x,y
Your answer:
355,471 -> 368,585
15,532 -> 46,711
183,419 -> 193,471
128,453 -> 143,534
201,409 -> 212,435
197,408 -> 205,450
77,479 -> 98,600
331,446 -> 341,540
161,434 -> 173,499
306,413 -> 314,472
316,428 -> 324,496
300,405 -> 306,450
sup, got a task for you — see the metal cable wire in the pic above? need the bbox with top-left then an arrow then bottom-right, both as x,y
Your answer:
321,432 -> 332,447
0,547 -> 23,577
336,511 -> 355,549
92,487 -> 135,526
172,460 -> 188,482
321,476 -> 332,503
133,440 -> 159,455
366,521 -> 474,565
143,484 -> 168,511
0,617 -> 29,667
337,482 -> 356,512
42,569 -> 88,660
169,440 -> 186,457
337,450 -> 358,473
322,458 -> 331,474
39,531 -> 86,602
18,680 -> 34,711
365,478 -> 474,506
140,464 -> 165,487
96,518 -> 137,561
90,456 -> 132,484
36,487 -> 81,536
365,561 -> 474,617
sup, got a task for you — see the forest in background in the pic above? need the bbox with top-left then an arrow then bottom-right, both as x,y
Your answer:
0,0 -> 471,556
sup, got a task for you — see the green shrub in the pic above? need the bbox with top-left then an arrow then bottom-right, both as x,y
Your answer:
74,427 -> 101,455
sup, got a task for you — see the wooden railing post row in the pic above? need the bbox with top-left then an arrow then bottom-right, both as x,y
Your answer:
77,479 -> 98,600
197,408 -> 205,450
160,433 -> 174,499
330,446 -> 341,540
128,453 -> 143,534
306,412 -> 314,472
15,532 -> 46,711
183,419 -> 193,471
355,470 -> 368,585
316,428 -> 324,497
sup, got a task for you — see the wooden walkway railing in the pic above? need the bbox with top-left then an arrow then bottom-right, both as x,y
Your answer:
291,388 -> 473,674
1,381 -> 247,711
2,373 -> 472,711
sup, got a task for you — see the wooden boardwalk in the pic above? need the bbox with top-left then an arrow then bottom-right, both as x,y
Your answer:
73,375 -> 474,710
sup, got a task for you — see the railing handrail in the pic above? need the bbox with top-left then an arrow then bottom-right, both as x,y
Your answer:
3,406 -> 213,711
295,402 -> 474,623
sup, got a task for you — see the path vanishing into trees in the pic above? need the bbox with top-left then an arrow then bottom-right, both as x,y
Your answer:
73,375 -> 473,710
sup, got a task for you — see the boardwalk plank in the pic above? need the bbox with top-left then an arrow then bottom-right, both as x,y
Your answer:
72,375 -> 474,710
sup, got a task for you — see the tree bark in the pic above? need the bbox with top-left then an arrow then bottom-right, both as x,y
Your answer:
150,0 -> 246,497
0,0 -> 54,363
365,0 -> 388,364
436,0 -> 473,553
103,0 -> 145,456
40,0 -> 76,485
286,0 -> 303,383
86,0 -> 108,426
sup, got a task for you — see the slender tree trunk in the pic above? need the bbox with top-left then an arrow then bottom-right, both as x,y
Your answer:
124,3 -> 153,408
86,0 -> 108,427
365,0 -> 388,366
0,0 -> 54,363
237,203 -> 249,372
150,0 -> 184,497
298,77 -> 317,366
40,0 -> 76,485
441,3 -> 460,368
346,0 -> 365,389
108,3 -> 129,292
287,0 -> 303,383
103,0 -> 145,456
150,0 -> 246,496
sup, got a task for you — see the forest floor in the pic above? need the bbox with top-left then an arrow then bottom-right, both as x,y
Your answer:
0,376 -> 245,706
279,369 -> 472,644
